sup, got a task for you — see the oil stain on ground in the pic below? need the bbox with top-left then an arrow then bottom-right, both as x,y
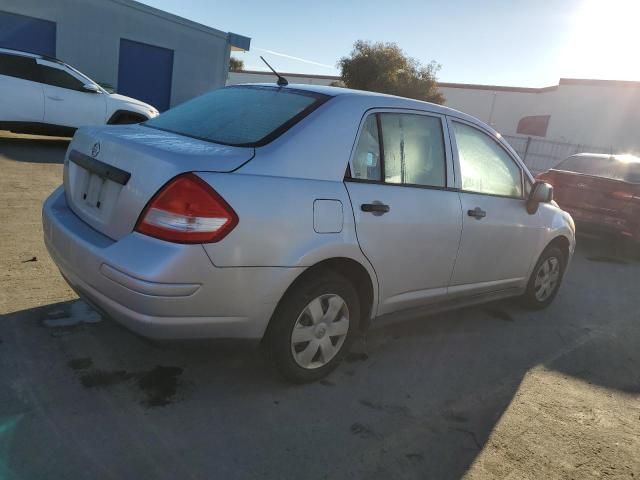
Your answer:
68,357 -> 93,370
137,366 -> 184,407
350,422 -> 376,439
359,399 -> 411,417
405,453 -> 424,463
76,364 -> 183,407
444,411 -> 469,423
345,352 -> 369,363
484,308 -> 515,322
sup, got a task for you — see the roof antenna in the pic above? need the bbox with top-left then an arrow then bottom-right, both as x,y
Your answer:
260,56 -> 288,87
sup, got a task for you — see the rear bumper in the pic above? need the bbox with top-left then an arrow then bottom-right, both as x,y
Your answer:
42,187 -> 302,339
565,208 -> 640,242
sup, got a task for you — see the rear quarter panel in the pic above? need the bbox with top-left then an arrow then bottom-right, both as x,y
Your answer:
198,172 -> 372,269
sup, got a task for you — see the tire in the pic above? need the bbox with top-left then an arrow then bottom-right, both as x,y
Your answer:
266,270 -> 360,383
521,246 -> 566,310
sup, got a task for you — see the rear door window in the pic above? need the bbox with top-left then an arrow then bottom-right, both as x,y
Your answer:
144,86 -> 330,147
350,112 -> 447,188
351,115 -> 382,181
0,53 -> 40,82
380,113 -> 446,187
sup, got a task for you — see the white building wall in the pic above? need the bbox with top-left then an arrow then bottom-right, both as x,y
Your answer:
228,71 -> 640,153
227,71 -> 339,86
441,81 -> 640,153
440,87 -> 541,131
545,84 -> 640,149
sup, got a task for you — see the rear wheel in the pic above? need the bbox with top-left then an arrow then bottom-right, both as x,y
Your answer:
521,246 -> 565,310
266,271 -> 360,383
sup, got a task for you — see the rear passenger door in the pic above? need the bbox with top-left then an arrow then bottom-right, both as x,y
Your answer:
447,118 -> 542,296
0,52 -> 44,123
346,110 -> 462,315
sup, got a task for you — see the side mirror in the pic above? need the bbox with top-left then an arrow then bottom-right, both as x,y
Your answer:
98,82 -> 115,94
82,83 -> 101,93
527,181 -> 554,214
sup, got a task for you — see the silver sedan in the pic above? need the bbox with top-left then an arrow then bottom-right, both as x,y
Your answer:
42,84 -> 575,382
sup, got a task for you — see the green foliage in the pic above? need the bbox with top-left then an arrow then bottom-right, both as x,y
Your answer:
229,57 -> 244,72
338,40 -> 444,104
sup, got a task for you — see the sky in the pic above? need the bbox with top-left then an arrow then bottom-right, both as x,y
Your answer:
142,0 -> 640,87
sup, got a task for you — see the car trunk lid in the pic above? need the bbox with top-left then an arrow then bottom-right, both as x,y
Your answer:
63,124 -> 254,240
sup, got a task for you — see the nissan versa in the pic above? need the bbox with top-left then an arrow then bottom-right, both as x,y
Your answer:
42,84 -> 575,382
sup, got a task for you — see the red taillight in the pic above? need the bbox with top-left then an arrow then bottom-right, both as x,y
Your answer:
135,173 -> 238,244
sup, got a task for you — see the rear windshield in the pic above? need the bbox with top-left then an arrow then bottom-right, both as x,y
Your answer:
144,85 -> 330,147
555,155 -> 640,183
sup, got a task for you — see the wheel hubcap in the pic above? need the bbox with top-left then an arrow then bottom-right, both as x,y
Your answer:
290,294 -> 350,369
314,324 -> 327,339
534,257 -> 561,302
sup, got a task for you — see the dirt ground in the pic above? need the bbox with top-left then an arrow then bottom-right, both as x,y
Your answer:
0,132 -> 76,315
0,132 -> 638,479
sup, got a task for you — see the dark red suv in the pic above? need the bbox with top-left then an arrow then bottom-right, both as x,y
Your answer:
537,154 -> 640,243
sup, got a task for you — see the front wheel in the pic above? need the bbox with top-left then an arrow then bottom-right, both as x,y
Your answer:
266,271 -> 360,383
521,246 -> 565,310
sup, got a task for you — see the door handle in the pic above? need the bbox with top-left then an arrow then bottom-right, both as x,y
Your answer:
467,207 -> 486,219
47,96 -> 63,101
361,202 -> 390,215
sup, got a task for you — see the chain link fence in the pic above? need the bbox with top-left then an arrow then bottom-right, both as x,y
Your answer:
503,135 -> 613,174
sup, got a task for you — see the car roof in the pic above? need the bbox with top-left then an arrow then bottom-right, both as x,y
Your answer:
236,82 -> 474,120
0,47 -> 64,64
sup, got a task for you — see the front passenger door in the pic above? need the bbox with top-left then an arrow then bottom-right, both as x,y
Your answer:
36,59 -> 106,128
447,119 -> 543,296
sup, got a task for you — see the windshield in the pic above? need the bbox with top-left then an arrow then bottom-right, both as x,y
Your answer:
555,155 -> 640,183
144,86 -> 330,147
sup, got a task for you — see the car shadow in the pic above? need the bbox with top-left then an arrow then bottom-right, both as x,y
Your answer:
0,134 -> 69,164
578,230 -> 640,263
1,241 -> 638,479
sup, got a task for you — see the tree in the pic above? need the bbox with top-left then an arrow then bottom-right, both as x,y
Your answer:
229,57 -> 244,72
338,40 -> 444,104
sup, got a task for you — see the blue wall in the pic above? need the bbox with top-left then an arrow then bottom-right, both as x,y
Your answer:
117,38 -> 174,111
0,10 -> 56,56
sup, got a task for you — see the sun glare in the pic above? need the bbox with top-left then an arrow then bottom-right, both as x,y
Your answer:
615,154 -> 640,163
562,0 -> 640,81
